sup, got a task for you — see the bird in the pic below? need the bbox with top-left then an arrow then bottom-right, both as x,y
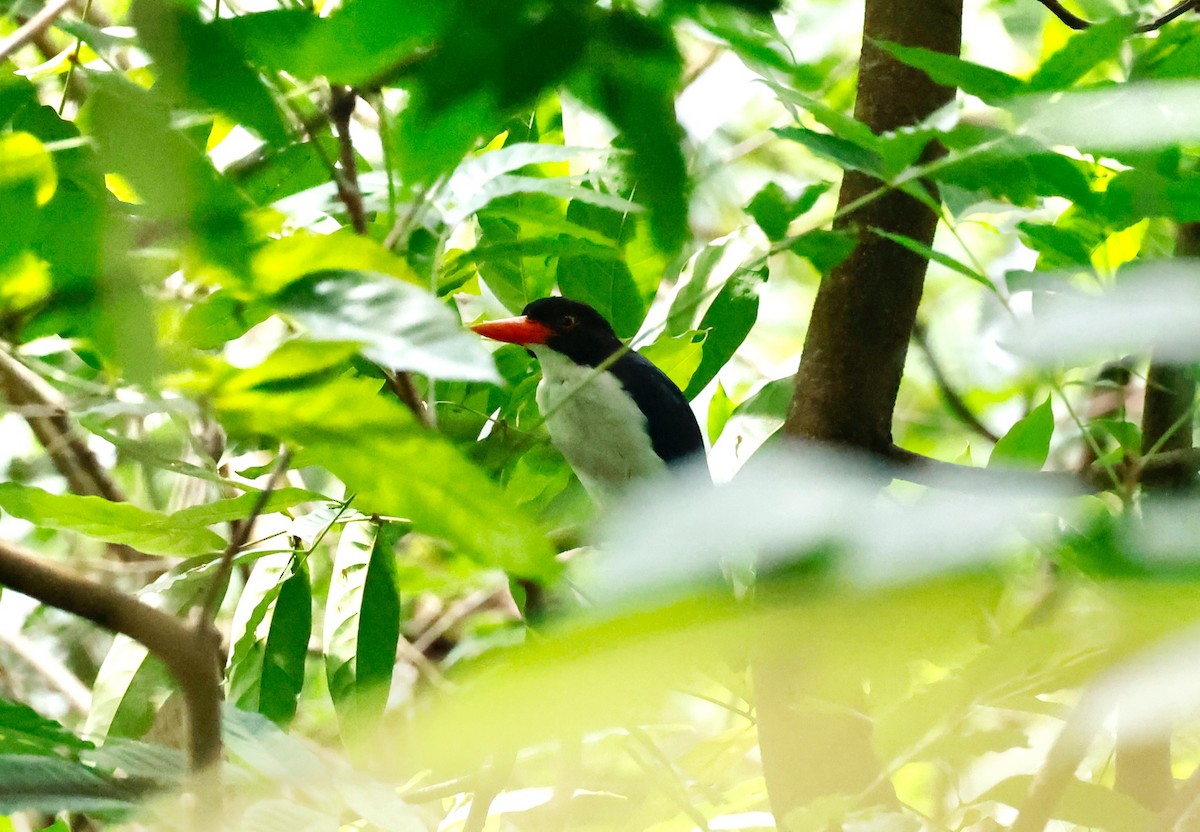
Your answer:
470,297 -> 706,502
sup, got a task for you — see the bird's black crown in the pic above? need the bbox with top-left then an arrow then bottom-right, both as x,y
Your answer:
522,297 -> 622,367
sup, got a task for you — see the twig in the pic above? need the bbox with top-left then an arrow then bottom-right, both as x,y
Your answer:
1033,0 -> 1199,31
463,748 -> 516,832
0,346 -> 124,503
0,0 -> 76,63
324,90 -> 428,421
0,628 -> 92,714
198,450 -> 292,623
330,86 -> 368,235
912,322 -> 999,444
384,370 -> 429,426
1149,764 -> 1200,832
0,346 -> 152,564
1010,691 -> 1107,832
0,539 -> 224,793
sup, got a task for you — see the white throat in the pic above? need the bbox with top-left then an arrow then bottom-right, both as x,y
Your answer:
530,345 -> 665,503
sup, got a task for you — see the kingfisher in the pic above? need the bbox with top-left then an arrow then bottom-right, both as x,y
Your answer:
470,297 -> 706,501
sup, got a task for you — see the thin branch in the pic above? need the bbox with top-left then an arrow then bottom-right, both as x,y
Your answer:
912,322 -> 999,444
0,628 -> 92,715
384,370 -> 429,427
0,346 -> 152,563
330,86 -> 368,235
1034,0 -> 1199,31
1010,692 -> 1107,832
198,449 -> 292,623
0,0 -> 76,63
0,346 -> 124,503
323,89 -> 429,422
0,539 -> 224,782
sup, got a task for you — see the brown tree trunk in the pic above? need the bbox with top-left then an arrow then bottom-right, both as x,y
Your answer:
756,0 -> 963,824
784,0 -> 962,450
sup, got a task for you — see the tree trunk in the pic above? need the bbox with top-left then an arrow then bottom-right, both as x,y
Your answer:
756,0 -> 963,823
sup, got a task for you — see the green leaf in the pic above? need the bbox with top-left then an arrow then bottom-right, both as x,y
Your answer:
773,127 -> 884,176
87,76 -> 252,275
224,3 -> 448,86
216,378 -> 558,580
637,330 -> 707,392
273,269 -> 500,382
0,756 -> 135,814
324,521 -> 403,731
870,228 -> 992,291
0,700 -> 92,756
131,0 -> 287,145
684,265 -> 767,398
707,380 -> 735,444
556,199 -> 649,339
475,212 -> 559,314
227,552 -> 312,726
787,229 -> 858,272
988,397 -> 1054,470
1028,17 -> 1134,93
875,40 -> 1026,104
570,11 -> 688,253
168,488 -> 317,528
0,484 -> 225,556
746,182 -> 831,242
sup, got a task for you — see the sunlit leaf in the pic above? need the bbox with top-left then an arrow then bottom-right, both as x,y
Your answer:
638,330 -> 707,392
988,398 -> 1054,470
273,269 -> 500,382
0,484 -> 225,556
324,520 -> 403,734
0,132 -> 56,206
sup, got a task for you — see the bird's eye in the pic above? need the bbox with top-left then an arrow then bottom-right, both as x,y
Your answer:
561,314 -> 578,330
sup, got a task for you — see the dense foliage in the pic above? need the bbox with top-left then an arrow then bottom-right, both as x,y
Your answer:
2,0 -> 1200,829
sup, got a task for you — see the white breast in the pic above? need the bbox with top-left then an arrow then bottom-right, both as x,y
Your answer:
531,346 -> 665,503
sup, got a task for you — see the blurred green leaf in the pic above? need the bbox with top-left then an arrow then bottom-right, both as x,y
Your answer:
216,378 -> 558,580
131,0 -> 288,145
273,269 -> 499,382
224,2 -> 447,86
0,756 -> 135,814
87,77 -> 253,274
1027,16 -> 1133,92
0,700 -> 92,756
0,484 -> 225,556
570,11 -> 688,253
988,397 -> 1054,470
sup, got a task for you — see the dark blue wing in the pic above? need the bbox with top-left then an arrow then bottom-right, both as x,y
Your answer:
608,351 -> 706,465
